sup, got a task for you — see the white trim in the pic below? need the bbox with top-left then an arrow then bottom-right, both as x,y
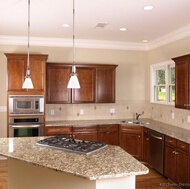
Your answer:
1,24 -> 190,50
150,60 -> 175,105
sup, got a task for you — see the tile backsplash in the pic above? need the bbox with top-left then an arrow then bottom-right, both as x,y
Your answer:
46,100 -> 190,130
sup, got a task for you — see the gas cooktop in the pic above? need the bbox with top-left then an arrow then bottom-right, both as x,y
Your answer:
36,136 -> 107,155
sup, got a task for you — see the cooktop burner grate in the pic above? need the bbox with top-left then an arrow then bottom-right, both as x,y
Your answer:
36,136 -> 107,155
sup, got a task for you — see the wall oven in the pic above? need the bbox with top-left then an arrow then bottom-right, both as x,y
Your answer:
9,95 -> 44,115
9,117 -> 44,137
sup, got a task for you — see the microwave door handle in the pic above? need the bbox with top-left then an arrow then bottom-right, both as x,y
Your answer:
11,125 -> 42,128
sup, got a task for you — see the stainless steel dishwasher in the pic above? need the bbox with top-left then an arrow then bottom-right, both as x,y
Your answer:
149,130 -> 165,175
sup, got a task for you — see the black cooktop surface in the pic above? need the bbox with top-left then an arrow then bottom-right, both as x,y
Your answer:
36,136 -> 107,155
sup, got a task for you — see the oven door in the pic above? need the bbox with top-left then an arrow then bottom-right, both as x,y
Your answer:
9,124 -> 44,137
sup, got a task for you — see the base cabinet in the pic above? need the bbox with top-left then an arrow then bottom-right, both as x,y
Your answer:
143,128 -> 150,163
119,125 -> 143,160
164,136 -> 190,189
98,124 -> 119,145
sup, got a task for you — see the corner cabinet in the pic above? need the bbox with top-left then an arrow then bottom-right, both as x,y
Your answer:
5,53 -> 48,92
172,54 -> 190,109
46,63 -> 117,104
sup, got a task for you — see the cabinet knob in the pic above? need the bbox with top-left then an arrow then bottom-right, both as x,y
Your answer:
175,151 -> 179,155
146,138 -> 149,141
172,151 -> 176,154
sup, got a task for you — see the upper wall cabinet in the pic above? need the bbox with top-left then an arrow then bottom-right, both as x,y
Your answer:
46,63 -> 117,104
5,53 -> 48,92
172,54 -> 190,109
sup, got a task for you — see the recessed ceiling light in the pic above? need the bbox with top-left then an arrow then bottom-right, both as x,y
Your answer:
62,24 -> 70,28
120,28 -> 127,31
142,39 -> 149,43
144,6 -> 154,10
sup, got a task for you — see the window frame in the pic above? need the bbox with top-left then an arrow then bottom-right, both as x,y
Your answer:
150,60 -> 175,105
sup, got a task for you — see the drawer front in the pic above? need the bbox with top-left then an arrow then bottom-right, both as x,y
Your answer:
46,126 -> 72,135
165,136 -> 177,147
120,125 -> 142,134
98,124 -> 118,132
177,140 -> 190,153
73,125 -> 97,132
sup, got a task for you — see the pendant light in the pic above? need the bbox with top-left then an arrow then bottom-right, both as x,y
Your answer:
67,0 -> 80,89
22,0 -> 34,89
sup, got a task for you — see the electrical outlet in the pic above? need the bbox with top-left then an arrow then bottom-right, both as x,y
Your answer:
110,108 -> 115,114
171,112 -> 174,119
51,109 -> 55,115
80,109 -> 84,115
188,116 -> 190,122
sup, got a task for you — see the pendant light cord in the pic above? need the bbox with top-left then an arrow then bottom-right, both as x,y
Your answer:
26,0 -> 30,76
72,0 -> 76,72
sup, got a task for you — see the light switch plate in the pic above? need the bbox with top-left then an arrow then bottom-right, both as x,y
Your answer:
80,109 -> 84,115
171,112 -> 174,119
50,109 -> 55,115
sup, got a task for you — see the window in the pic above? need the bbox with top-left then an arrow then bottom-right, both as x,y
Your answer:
150,61 -> 175,104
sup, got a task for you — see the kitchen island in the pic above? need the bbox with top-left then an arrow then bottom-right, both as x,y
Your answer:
0,137 -> 148,189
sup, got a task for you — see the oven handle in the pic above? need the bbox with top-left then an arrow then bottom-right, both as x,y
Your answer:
10,125 -> 43,128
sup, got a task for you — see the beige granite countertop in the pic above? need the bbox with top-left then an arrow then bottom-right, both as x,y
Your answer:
46,118 -> 190,144
0,137 -> 148,180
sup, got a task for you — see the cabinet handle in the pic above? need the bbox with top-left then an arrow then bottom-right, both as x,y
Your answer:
138,135 -> 141,138
180,145 -> 185,149
175,151 -> 179,155
172,151 -> 176,154
146,138 -> 149,141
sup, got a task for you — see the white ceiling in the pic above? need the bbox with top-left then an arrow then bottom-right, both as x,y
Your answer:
1,0 -> 190,50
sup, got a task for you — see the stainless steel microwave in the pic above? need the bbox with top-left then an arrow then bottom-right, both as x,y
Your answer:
9,95 -> 44,115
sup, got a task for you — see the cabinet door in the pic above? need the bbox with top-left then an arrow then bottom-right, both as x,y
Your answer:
143,128 -> 150,163
164,145 -> 177,182
96,66 -> 117,103
98,124 -> 119,145
176,150 -> 190,188
46,64 -> 71,103
6,53 -> 47,91
29,55 -> 47,91
72,67 -> 95,103
119,126 -> 142,160
7,56 -> 26,91
175,61 -> 189,108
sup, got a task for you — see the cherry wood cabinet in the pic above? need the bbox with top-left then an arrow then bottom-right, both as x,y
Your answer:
5,53 -> 48,92
98,124 -> 119,145
172,54 -> 190,109
46,63 -> 71,103
45,126 -> 72,137
119,125 -> 143,160
164,135 -> 190,189
72,67 -> 96,103
72,125 -> 97,141
143,127 -> 150,163
96,65 -> 117,103
46,63 -> 117,104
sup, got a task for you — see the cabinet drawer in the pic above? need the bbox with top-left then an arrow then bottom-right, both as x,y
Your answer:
98,124 -> 118,132
46,126 -> 72,135
177,140 -> 190,153
120,125 -> 142,134
165,136 -> 177,147
73,125 -> 97,132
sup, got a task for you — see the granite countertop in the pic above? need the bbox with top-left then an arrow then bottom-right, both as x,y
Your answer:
0,137 -> 148,180
46,118 -> 190,144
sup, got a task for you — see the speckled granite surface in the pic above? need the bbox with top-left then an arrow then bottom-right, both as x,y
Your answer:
46,118 -> 190,144
0,137 -> 148,180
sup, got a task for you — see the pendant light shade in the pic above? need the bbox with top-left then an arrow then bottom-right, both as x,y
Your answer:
67,66 -> 80,88
22,0 -> 34,89
67,0 -> 80,89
